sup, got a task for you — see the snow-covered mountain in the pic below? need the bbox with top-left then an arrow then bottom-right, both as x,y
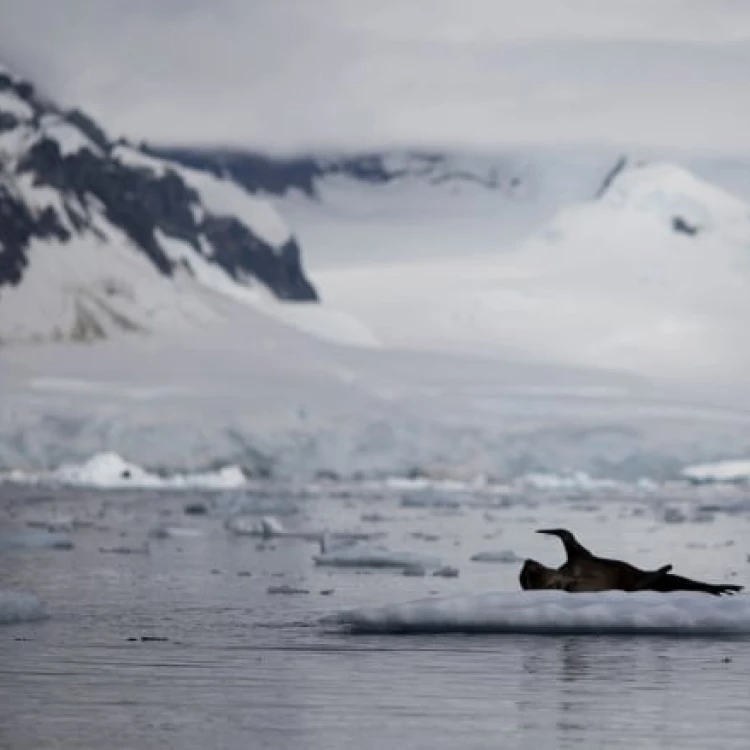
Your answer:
0,64 -> 329,345
313,160 -> 750,388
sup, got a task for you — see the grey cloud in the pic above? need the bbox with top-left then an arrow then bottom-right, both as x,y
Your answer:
0,0 -> 748,153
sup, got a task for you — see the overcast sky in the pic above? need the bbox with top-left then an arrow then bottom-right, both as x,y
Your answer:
1,0 -> 749,154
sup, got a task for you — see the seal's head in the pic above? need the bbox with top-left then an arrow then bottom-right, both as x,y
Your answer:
519,558 -> 568,590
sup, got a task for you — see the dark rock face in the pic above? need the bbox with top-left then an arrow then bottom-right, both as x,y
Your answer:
0,67 -> 318,302
151,147 -> 447,198
672,216 -> 700,236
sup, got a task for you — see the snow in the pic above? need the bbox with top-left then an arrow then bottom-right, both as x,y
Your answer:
0,591 -> 47,625
1,452 -> 247,489
683,459 -> 750,484
156,230 -> 378,348
172,161 -> 291,248
328,590 -> 750,635
39,114 -> 102,157
311,162 -> 750,388
0,89 -> 33,119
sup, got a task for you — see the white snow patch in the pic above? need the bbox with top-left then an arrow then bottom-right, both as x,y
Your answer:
176,163 -> 291,247
39,114 -> 102,157
329,590 -> 750,635
0,89 -> 33,120
0,591 -> 47,624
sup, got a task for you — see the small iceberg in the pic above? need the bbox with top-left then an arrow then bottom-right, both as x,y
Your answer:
2,452 -> 247,490
327,590 -> 750,635
148,525 -> 205,540
0,590 -> 47,624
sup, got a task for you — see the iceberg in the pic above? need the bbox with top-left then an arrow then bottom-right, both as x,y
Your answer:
328,590 -> 750,635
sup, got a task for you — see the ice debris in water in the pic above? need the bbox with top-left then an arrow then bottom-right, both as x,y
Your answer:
470,550 -> 523,564
148,525 -> 204,540
0,590 -> 47,624
2,452 -> 247,490
267,584 -> 310,595
328,590 -> 750,635
225,515 -> 285,538
314,544 -> 442,571
0,530 -> 74,551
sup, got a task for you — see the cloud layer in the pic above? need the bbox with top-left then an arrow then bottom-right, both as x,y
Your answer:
1,0 -> 748,153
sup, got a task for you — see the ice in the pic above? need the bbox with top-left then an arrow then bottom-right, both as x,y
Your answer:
0,530 -> 74,551
2,452 -> 247,490
311,161 -> 750,388
148,525 -> 205,540
225,515 -> 285,538
682,459 -> 750,484
517,471 -> 623,492
328,590 -> 750,635
470,550 -> 523,564
314,544 -> 442,570
0,590 -> 47,624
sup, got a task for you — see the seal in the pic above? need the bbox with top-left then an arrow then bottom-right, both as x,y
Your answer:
525,528 -> 743,596
519,557 -> 672,593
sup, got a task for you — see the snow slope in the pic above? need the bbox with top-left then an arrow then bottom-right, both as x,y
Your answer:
314,162 -> 750,388
0,65 -> 375,347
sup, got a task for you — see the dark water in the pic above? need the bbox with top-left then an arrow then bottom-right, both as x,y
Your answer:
1,483 -> 749,749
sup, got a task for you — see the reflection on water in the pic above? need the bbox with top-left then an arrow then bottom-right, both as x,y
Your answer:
1,484 -> 750,749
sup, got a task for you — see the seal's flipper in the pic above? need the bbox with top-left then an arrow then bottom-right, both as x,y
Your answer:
649,572 -> 744,596
536,528 -> 593,564
634,565 -> 673,591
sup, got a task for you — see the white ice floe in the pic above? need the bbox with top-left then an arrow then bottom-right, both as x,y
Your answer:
0,590 -> 47,624
225,515 -> 286,538
516,471 -> 623,492
0,530 -> 74,551
2,452 -> 247,490
328,590 -> 750,635
470,550 -> 523,564
682,459 -> 750,484
314,544 -> 442,570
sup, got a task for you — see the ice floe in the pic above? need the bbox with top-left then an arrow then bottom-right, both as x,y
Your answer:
0,452 -> 248,490
314,544 -> 442,570
0,530 -> 74,551
0,590 -> 47,624
470,550 -> 524,564
328,590 -> 750,635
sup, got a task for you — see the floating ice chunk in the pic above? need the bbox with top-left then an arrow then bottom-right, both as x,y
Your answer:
432,566 -> 460,578
400,494 -> 461,509
224,515 -> 285,537
328,590 -> 750,635
267,584 -> 310,595
314,545 -> 441,570
663,507 -> 688,524
0,591 -> 47,624
148,525 -> 204,540
470,550 -> 523,564
0,530 -> 74,551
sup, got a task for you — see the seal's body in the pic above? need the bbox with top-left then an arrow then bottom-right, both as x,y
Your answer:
520,528 -> 742,596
